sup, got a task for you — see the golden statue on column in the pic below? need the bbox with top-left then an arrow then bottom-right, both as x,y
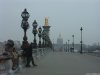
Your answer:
45,17 -> 48,26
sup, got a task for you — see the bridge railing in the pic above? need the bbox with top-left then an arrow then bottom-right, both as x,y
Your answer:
0,55 -> 11,75
0,47 -> 52,75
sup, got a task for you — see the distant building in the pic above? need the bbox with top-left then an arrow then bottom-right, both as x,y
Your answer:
54,34 -> 64,51
57,34 -> 63,45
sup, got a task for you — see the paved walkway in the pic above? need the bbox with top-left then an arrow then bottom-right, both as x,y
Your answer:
15,52 -> 100,75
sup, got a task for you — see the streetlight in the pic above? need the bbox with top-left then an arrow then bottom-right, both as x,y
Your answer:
80,27 -> 83,54
72,35 -> 74,52
66,42 -> 67,52
68,40 -> 70,52
21,9 -> 30,21
38,27 -> 42,48
32,20 -> 38,48
21,8 -> 30,45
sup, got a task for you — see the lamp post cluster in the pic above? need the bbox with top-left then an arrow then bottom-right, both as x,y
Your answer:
67,35 -> 74,52
21,9 -> 50,49
66,26 -> 83,54
21,9 -> 83,54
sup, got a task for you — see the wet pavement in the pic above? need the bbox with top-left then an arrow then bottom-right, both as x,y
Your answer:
15,52 -> 100,75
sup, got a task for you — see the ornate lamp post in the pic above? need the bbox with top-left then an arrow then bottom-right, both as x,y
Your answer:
21,9 -> 30,45
38,27 -> 42,48
21,9 -> 30,21
80,27 -> 83,54
72,35 -> 74,52
32,20 -> 38,48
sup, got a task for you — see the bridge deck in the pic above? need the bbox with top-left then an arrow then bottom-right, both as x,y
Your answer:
15,52 -> 100,75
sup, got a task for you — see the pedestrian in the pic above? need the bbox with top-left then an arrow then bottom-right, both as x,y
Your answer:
21,41 -> 29,67
25,43 -> 37,67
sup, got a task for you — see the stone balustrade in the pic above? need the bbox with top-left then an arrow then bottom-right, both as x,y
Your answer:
0,55 -> 11,75
0,48 -> 51,75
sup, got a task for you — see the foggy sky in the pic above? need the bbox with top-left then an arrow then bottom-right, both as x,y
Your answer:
0,0 -> 100,45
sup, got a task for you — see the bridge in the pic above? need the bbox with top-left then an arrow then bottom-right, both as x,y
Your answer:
14,52 -> 100,75
0,47 -> 100,75
0,9 -> 100,75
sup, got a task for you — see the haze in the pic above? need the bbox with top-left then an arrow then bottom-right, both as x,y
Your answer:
0,0 -> 100,45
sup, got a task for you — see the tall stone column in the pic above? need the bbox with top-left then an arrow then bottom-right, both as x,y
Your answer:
42,17 -> 51,47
